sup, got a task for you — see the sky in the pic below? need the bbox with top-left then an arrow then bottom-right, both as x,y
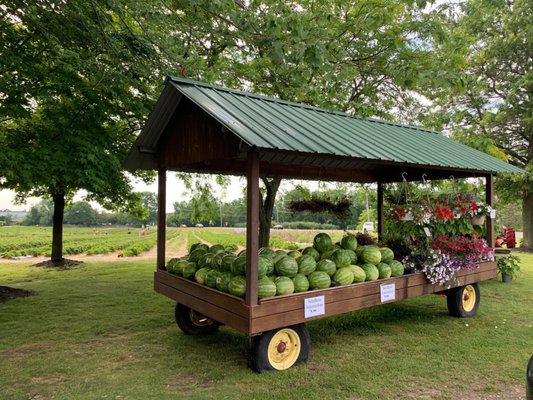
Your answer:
0,174 -> 246,212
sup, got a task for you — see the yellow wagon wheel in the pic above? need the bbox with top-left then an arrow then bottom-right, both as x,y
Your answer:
175,303 -> 220,335
446,283 -> 480,318
250,324 -> 310,373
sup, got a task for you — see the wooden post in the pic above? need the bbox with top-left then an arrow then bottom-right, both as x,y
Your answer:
245,150 -> 260,306
157,169 -> 167,270
377,182 -> 384,240
486,174 -> 494,248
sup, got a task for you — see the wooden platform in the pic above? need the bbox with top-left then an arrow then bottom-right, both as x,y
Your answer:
154,261 -> 497,336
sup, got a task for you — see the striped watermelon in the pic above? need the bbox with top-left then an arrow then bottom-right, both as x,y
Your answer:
228,275 -> 246,297
189,248 -> 207,264
331,249 -> 352,268
195,267 -> 211,285
360,246 -> 382,265
308,271 -> 331,289
313,233 -> 333,253
361,263 -> 379,281
274,276 -> 295,295
287,250 -> 302,259
258,277 -> 277,299
316,259 -> 336,277
221,254 -> 236,272
390,260 -> 405,277
302,247 -> 320,261
215,271 -> 232,292
379,247 -> 394,264
231,256 -> 247,276
377,263 -> 392,279
258,256 -> 272,277
349,265 -> 366,283
205,269 -> 220,287
341,234 -> 358,251
275,256 -> 298,278
333,267 -> 354,286
209,244 -> 225,254
182,263 -> 198,280
297,255 -> 317,275
292,274 -> 310,292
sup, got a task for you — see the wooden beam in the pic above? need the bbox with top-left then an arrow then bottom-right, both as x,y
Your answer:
157,169 -> 167,270
245,150 -> 260,306
486,174 -> 495,247
377,182 -> 384,240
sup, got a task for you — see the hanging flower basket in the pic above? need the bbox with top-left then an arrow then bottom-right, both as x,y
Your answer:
470,215 -> 486,226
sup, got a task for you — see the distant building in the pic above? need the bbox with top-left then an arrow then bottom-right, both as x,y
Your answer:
0,209 -> 28,220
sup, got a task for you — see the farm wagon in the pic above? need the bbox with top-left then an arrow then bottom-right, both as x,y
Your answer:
125,77 -> 522,372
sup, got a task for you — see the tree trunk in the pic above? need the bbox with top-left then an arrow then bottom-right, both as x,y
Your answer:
258,177 -> 281,248
51,191 -> 65,262
522,189 -> 533,250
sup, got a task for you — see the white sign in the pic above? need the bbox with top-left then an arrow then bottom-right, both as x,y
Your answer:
380,283 -> 396,303
304,296 -> 325,318
423,227 -> 431,237
490,210 -> 496,219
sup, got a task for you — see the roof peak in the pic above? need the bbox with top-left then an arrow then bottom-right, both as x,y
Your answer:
166,76 -> 439,135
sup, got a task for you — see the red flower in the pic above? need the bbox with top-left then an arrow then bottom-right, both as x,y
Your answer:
458,195 -> 463,201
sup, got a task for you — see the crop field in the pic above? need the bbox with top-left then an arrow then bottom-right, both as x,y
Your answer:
0,252 -> 531,399
0,226 -> 182,258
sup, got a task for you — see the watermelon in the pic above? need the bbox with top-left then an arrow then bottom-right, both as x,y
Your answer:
273,251 -> 287,265
355,245 -> 366,258
258,256 -> 273,277
333,267 -> 354,286
205,269 -> 220,287
228,275 -> 246,297
182,262 -> 198,280
320,248 -> 336,260
212,252 -> 226,271
275,256 -> 299,278
341,235 -> 358,251
189,242 -> 209,253
308,271 -> 331,289
173,259 -> 190,276
361,263 -> 379,281
287,250 -> 302,259
331,249 -> 351,268
316,259 -> 337,277
274,276 -> 295,296
292,274 -> 310,293
379,247 -> 394,264
189,248 -> 207,263
360,246 -> 382,265
349,265 -> 366,283
198,253 -> 215,269
258,277 -> 277,299
313,233 -> 333,253
231,256 -> 247,276
221,254 -> 236,272
216,271 -> 232,292
259,247 -> 276,259
390,260 -> 405,277
377,263 -> 392,279
209,244 -> 225,254
297,255 -> 317,276
346,249 -> 357,264
224,244 -> 238,253
195,267 -> 211,285
302,247 -> 320,261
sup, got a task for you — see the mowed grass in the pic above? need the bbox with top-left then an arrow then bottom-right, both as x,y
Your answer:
0,253 -> 532,400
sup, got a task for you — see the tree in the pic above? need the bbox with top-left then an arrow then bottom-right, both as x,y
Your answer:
170,0 -> 440,245
424,0 -> 533,248
0,1 -> 163,263
139,192 -> 158,226
64,202 -> 98,226
21,200 -> 54,226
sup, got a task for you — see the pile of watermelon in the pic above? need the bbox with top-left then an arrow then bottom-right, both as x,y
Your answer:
166,233 -> 405,300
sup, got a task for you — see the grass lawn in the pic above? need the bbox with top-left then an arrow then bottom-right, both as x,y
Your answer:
1,252 -> 532,399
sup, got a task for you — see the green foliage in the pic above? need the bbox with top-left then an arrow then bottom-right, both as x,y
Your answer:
497,254 -> 521,281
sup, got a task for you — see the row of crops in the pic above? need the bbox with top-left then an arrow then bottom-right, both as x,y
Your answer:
0,226 -> 183,258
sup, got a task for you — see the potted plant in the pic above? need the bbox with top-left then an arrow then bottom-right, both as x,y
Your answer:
496,254 -> 521,282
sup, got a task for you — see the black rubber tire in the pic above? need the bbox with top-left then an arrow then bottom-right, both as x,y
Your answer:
249,323 -> 310,373
174,303 -> 219,335
446,283 -> 480,318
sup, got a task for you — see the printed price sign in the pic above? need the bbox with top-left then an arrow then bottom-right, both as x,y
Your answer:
423,227 -> 431,237
490,210 -> 496,219
380,283 -> 396,303
304,296 -> 325,318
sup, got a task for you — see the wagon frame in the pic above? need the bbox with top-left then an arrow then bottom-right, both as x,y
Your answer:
125,77 -> 521,372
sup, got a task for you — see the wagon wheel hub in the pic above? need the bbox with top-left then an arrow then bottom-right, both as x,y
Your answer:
276,341 -> 287,353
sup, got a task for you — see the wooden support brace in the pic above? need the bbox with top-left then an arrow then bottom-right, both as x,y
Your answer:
245,150 -> 260,306
157,169 -> 167,270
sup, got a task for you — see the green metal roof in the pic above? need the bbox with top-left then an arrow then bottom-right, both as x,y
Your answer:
125,76 -> 524,176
